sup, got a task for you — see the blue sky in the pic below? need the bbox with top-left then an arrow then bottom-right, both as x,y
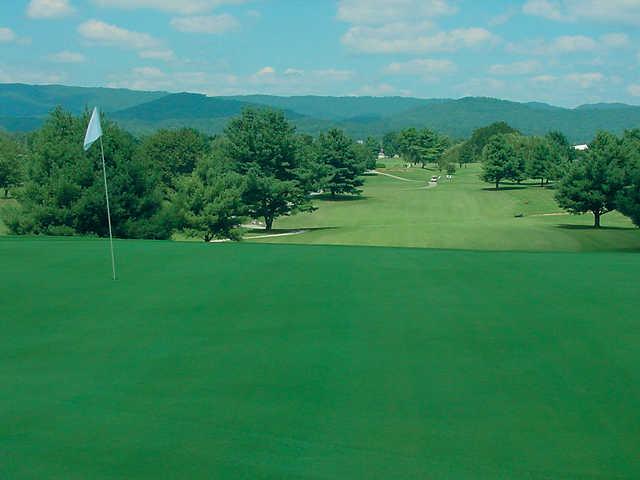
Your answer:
0,0 -> 639,106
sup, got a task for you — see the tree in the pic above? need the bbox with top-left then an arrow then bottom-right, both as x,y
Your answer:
0,133 -> 23,197
352,137 -> 378,171
555,131 -> 627,228
318,128 -> 364,197
223,108 -> 314,230
527,139 -> 553,187
545,131 -> 574,182
398,128 -> 448,168
480,134 -> 517,190
137,127 -> 209,191
382,132 -> 400,157
615,129 -> 640,227
467,122 -> 520,163
6,108 -> 173,239
178,153 -> 246,242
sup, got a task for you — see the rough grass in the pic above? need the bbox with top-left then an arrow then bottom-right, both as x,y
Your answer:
2,237 -> 639,479
258,163 -> 640,252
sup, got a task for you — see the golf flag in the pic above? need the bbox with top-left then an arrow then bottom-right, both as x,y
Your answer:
83,107 -> 103,152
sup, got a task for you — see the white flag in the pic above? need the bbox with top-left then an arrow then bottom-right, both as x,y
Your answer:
83,107 -> 103,151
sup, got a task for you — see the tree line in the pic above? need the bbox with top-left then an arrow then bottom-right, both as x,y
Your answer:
1,107 -> 372,241
469,123 -> 640,229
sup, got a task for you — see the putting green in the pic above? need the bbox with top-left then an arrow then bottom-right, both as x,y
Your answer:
2,237 -> 639,479
257,164 -> 640,252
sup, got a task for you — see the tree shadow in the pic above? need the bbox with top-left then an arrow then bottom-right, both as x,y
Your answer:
314,194 -> 367,202
555,224 -> 638,231
481,186 -> 527,191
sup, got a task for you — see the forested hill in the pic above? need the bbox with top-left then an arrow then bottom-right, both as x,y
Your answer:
1,83 -> 640,142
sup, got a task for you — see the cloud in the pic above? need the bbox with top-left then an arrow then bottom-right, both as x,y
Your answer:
48,50 -> 86,63
170,14 -> 239,34
139,49 -> 176,61
91,0 -> 247,14
600,33 -> 630,48
508,35 -> 599,55
523,0 -> 640,25
0,63 -> 65,84
337,0 -> 457,24
488,7 -> 518,26
385,58 -> 456,79
565,72 -> 605,88
27,0 -> 75,19
343,23 -> 498,54
0,27 -> 16,43
489,60 -> 541,75
522,0 -> 565,21
78,20 -> 161,50
628,84 -> 640,97
355,83 -> 410,96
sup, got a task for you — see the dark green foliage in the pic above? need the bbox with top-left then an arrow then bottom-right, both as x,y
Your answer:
178,153 -> 246,242
223,108 -> 314,230
480,134 -> 518,190
318,128 -> 364,197
6,107 -> 172,239
0,132 -> 24,197
527,139 -> 553,187
398,128 -> 448,168
136,127 -> 209,189
615,129 -> 640,227
352,137 -> 378,171
555,131 -> 627,228
464,122 -> 520,163
382,131 -> 400,157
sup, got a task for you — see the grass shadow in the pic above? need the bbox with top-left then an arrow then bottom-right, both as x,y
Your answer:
481,186 -> 527,192
314,193 -> 368,202
555,224 -> 638,231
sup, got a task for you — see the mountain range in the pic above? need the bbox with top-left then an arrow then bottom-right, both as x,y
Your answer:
1,83 -> 639,143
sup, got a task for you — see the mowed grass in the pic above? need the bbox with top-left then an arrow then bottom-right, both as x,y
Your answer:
2,237 -> 640,479
259,163 -> 640,252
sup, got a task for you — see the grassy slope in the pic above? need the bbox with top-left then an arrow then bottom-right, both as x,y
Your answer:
261,163 -> 640,252
1,238 -> 639,479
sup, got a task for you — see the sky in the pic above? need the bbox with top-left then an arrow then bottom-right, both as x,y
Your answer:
0,0 -> 639,106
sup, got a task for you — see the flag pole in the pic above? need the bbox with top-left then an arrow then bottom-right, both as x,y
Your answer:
99,137 -> 116,281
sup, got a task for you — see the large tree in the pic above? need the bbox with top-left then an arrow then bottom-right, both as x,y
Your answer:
398,128 -> 448,168
6,108 -> 173,238
555,131 -> 627,228
223,108 -> 314,230
615,129 -> 640,227
318,128 -> 364,197
480,134 -> 518,190
178,153 -> 246,242
137,127 -> 209,190
527,138 -> 553,187
0,132 -> 23,197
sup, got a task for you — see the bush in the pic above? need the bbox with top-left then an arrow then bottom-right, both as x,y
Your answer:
375,162 -> 386,169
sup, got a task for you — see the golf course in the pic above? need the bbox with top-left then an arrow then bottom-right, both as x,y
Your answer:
253,162 -> 640,251
2,166 -> 640,479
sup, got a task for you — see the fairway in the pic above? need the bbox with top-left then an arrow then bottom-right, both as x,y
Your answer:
2,237 -> 639,479
259,164 -> 640,252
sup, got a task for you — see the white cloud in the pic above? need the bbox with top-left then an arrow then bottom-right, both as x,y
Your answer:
27,0 -> 75,19
343,23 -> 497,54
565,72 -> 605,88
628,84 -> 640,97
523,0 -> 640,25
170,14 -> 239,34
488,7 -> 518,26
356,83 -> 410,96
254,66 -> 276,77
385,58 -> 456,79
0,27 -> 16,43
600,33 -> 630,48
489,60 -> 541,75
508,35 -> 599,55
78,20 -> 161,50
337,0 -> 457,25
522,0 -> 565,21
0,63 -> 65,84
91,0 -> 246,14
48,50 -> 85,63
283,68 -> 304,76
139,49 -> 176,61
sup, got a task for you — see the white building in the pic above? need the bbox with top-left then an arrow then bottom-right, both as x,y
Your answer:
573,144 -> 589,151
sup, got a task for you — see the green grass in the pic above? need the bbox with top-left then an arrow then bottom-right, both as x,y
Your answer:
2,237 -> 640,479
0,198 -> 16,235
259,164 -> 640,252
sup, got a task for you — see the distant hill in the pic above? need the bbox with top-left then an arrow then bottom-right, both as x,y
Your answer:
1,83 -> 639,142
